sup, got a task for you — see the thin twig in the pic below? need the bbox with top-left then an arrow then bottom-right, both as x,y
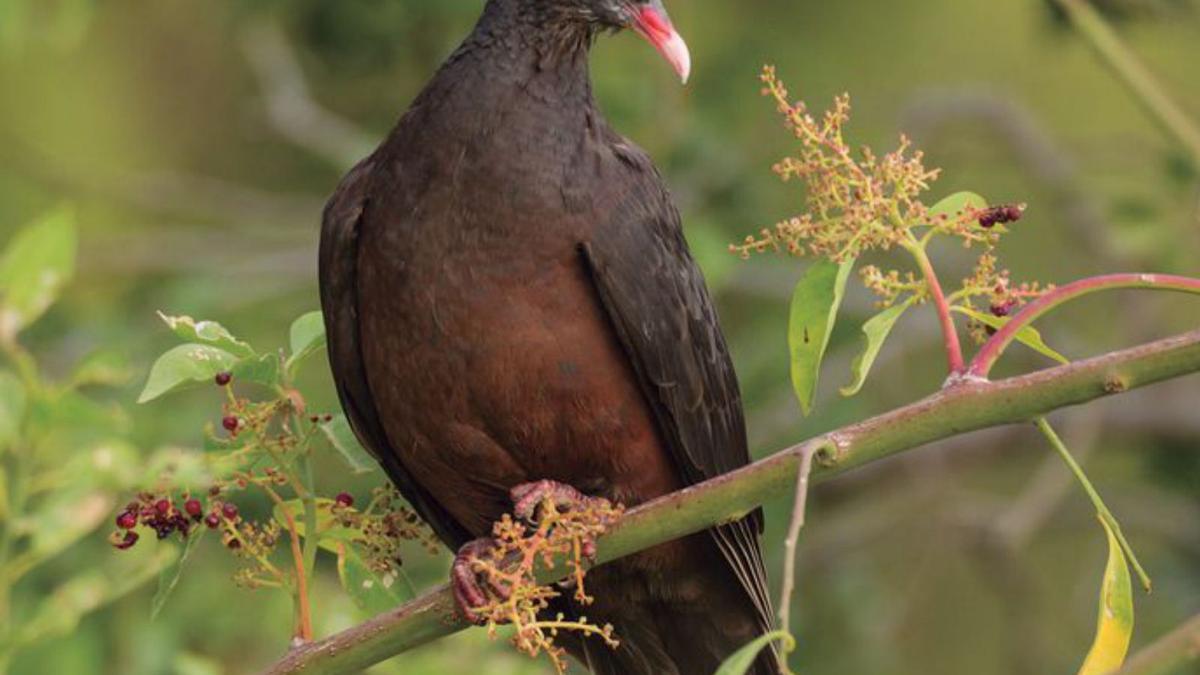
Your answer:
777,446 -> 818,673
970,273 -> 1200,378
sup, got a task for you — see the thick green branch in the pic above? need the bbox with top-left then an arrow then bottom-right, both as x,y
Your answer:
1114,613 -> 1200,675
267,329 -> 1200,675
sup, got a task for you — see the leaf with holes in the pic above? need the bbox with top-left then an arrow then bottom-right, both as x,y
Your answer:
157,312 -> 256,358
138,344 -> 237,403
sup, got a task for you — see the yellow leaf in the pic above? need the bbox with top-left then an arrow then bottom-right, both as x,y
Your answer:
1077,516 -> 1135,675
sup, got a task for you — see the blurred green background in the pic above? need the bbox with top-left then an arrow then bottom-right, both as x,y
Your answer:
0,0 -> 1198,673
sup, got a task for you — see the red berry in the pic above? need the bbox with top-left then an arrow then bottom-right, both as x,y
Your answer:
222,502 -> 239,520
222,416 -> 239,433
215,371 -> 233,386
205,513 -> 221,529
226,537 -> 242,550
184,498 -> 203,519
114,531 -> 139,550
155,499 -> 172,516
990,300 -> 1017,318
116,511 -> 138,530
334,492 -> 354,508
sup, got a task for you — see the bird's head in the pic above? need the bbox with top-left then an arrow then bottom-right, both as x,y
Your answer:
542,0 -> 691,84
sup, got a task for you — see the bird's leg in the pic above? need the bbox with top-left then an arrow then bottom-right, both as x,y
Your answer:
451,538 -> 511,625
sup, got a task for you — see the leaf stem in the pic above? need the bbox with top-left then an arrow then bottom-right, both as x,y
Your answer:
260,480 -> 315,642
969,273 -> 1200,378
904,239 -> 965,375
1033,417 -> 1151,592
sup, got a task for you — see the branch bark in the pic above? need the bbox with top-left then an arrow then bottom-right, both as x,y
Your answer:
267,329 -> 1200,675
1114,612 -> 1200,675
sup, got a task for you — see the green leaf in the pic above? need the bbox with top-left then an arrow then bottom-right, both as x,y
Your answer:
0,206 -> 77,339
16,546 -> 174,647
841,298 -> 916,397
928,191 -> 988,223
0,370 -> 26,450
70,350 -> 133,389
138,344 -> 237,403
156,312 -> 256,358
953,306 -> 1070,364
788,259 -> 854,416
285,311 -> 326,375
715,630 -> 794,675
232,353 -> 282,388
151,528 -> 206,619
26,491 -> 115,565
336,541 -> 415,616
1077,516 -> 1134,675
320,414 -> 378,474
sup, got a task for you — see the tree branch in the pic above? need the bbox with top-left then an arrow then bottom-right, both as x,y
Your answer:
267,329 -> 1200,675
1114,612 -> 1200,675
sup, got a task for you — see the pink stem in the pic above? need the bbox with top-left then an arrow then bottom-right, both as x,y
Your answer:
969,273 -> 1200,378
911,246 -> 965,374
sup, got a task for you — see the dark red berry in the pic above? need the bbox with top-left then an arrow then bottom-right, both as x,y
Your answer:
990,300 -> 1017,318
323,414 -> 333,423
221,502 -> 239,520
226,537 -> 242,550
222,416 -> 239,433
205,513 -> 221,529
184,498 -> 203,519
979,204 -> 1024,229
155,499 -> 172,516
334,492 -> 355,508
114,531 -> 139,550
215,371 -> 233,386
116,511 -> 138,530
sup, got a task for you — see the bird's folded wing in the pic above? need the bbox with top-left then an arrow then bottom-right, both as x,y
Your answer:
319,158 -> 472,549
579,186 -> 774,632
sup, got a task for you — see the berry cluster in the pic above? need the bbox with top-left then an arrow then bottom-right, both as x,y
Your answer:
110,489 -> 241,550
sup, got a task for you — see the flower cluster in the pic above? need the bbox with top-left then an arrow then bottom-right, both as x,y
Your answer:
735,66 -> 1051,352
468,493 -> 624,674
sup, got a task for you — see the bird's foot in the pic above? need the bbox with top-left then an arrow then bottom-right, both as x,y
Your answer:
451,538 -> 510,625
511,480 -> 600,523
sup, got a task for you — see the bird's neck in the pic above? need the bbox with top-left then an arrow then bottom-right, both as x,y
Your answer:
460,0 -> 598,107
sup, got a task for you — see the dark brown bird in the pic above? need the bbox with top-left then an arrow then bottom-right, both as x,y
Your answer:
319,0 -> 779,672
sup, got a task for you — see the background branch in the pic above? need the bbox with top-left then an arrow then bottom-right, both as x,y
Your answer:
269,329 -> 1200,675
1114,612 -> 1200,675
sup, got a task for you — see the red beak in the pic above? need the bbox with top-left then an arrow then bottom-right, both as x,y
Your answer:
629,1 -> 691,84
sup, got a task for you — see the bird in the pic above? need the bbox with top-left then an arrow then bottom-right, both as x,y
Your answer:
319,0 -> 779,673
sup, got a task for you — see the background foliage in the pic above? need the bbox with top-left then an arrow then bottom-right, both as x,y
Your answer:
0,1 -> 1197,673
